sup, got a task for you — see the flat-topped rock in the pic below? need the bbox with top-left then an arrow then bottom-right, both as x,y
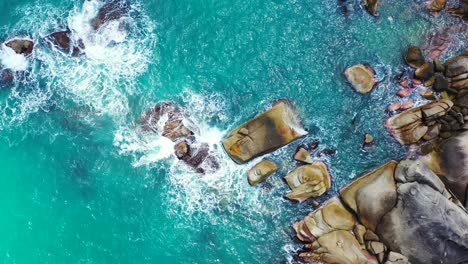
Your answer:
247,160 -> 278,185
223,100 -> 306,164
344,64 -> 377,94
284,161 -> 331,202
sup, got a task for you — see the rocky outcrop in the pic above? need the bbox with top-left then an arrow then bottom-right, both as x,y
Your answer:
385,100 -> 453,144
437,132 -> 468,207
223,100 -> 306,164
293,197 -> 379,263
340,160 -> 468,264
344,64 -> 377,94
46,30 -> 84,56
284,161 -> 331,202
4,39 -> 34,56
142,102 -> 219,174
247,160 -> 278,185
91,0 -> 131,30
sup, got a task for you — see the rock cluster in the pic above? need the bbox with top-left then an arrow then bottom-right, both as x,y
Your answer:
223,100 -> 306,164
142,102 -> 219,174
295,159 -> 468,264
386,50 -> 468,144
46,30 -> 85,56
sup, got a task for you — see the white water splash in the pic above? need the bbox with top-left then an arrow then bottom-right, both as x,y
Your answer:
0,41 -> 29,71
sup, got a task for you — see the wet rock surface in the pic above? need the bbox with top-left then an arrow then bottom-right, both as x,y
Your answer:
91,0 -> 131,30
247,160 -> 278,185
46,30 -> 85,56
142,102 -> 219,174
344,64 -> 377,94
284,162 -> 331,202
223,100 -> 306,164
4,38 -> 34,55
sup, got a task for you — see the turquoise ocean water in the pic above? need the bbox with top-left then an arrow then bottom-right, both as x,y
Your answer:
0,0 -> 465,263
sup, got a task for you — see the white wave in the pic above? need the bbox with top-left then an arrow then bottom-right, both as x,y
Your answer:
0,43 -> 29,71
0,0 -> 156,129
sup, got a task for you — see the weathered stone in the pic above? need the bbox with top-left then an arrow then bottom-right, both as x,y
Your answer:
223,100 -> 306,164
385,252 -> 409,264
344,64 -> 377,94
174,141 -> 189,159
367,241 -> 385,255
294,146 -> 313,163
247,159 -> 278,185
375,160 -> 468,264
362,0 -> 379,16
387,102 -> 402,112
285,162 -> 331,202
445,52 -> 468,78
400,100 -> 414,110
396,88 -> 412,97
405,46 -> 425,69
364,229 -> 380,242
91,0 -> 131,30
448,1 -> 468,20
420,89 -> 436,100
363,133 -> 374,146
340,161 -> 398,231
4,38 -> 34,55
434,59 -> 445,72
415,62 -> 434,81
422,124 -> 440,141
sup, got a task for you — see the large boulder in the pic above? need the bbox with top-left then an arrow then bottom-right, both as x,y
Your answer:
284,162 -> 331,202
223,100 -> 306,164
344,64 -> 377,94
4,38 -> 34,56
385,100 -> 453,144
46,30 -> 84,56
438,132 -> 468,207
340,161 -> 398,232
91,0 -> 131,30
376,160 -> 468,264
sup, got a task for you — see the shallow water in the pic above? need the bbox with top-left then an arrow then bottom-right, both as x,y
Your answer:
0,0 -> 465,263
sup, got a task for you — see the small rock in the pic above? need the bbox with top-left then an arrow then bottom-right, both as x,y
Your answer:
405,46 -> 425,69
367,241 -> 385,255
363,133 -> 374,147
174,141 -> 190,159
308,139 -> 319,150
415,62 -> 435,81
364,230 -> 380,241
294,146 -> 314,163
397,88 -> 412,97
319,148 -> 337,157
4,38 -> 34,55
427,0 -> 447,12
344,64 -> 377,94
400,100 -> 414,110
354,224 -> 367,245
412,79 -> 422,86
363,0 -> 379,16
419,89 -> 436,100
433,73 -> 449,92
433,59 -> 445,72
385,251 -> 409,264
388,102 -> 402,112
247,159 -> 278,185
399,79 -> 409,88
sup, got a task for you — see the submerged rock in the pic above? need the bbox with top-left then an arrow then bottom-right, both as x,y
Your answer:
448,0 -> 468,21
223,100 -> 306,164
4,38 -> 34,56
344,64 -> 377,94
46,30 -> 84,56
247,160 -> 278,185
284,162 -> 331,202
91,0 -> 131,30
0,69 -> 14,85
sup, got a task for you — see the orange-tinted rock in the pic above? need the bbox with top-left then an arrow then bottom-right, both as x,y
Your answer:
344,64 -> 377,94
